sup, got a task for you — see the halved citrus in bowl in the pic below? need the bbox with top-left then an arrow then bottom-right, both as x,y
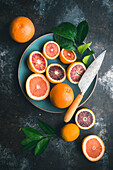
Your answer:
67,62 -> 86,84
75,108 -> 96,130
26,73 -> 50,101
27,51 -> 47,73
82,135 -> 105,162
43,41 -> 60,60
46,63 -> 66,83
59,49 -> 77,64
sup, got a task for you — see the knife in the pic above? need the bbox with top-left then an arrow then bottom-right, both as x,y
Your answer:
64,50 -> 106,123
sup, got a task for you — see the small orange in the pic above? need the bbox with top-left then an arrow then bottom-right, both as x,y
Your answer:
61,123 -> 80,142
9,16 -> 35,43
50,83 -> 74,108
59,49 -> 77,64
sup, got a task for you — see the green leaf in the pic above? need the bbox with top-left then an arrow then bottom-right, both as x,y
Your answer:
54,34 -> 76,51
22,127 -> 43,140
82,55 -> 91,65
21,138 -> 32,145
51,26 -> 75,42
87,50 -> 96,55
38,119 -> 56,135
60,22 -> 77,39
78,42 -> 92,55
76,20 -> 89,45
23,140 -> 38,151
35,137 -> 50,156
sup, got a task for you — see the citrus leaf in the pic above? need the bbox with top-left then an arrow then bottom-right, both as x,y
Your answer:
78,42 -> 92,55
34,137 -> 50,156
21,138 -> 32,145
38,119 -> 56,135
22,140 -> 38,151
82,55 -> 91,65
54,34 -> 76,51
76,20 -> 89,45
22,127 -> 43,140
87,50 -> 96,55
60,22 -> 77,39
51,26 -> 75,42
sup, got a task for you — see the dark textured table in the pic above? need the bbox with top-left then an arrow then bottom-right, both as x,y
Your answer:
0,0 -> 113,170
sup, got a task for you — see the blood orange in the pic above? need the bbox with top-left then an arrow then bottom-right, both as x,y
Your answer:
43,41 -> 60,60
67,62 -> 86,84
82,135 -> 105,162
27,51 -> 47,73
26,74 -> 50,100
46,63 -> 66,83
75,108 -> 95,130
59,49 -> 77,64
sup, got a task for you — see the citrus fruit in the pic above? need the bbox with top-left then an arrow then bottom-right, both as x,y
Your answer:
9,16 -> 35,43
75,108 -> 96,130
61,123 -> 80,142
26,74 -> 50,100
59,49 -> 77,64
43,41 -> 60,60
27,51 -> 47,73
50,83 -> 74,108
46,63 -> 66,83
67,62 -> 86,84
82,135 -> 105,162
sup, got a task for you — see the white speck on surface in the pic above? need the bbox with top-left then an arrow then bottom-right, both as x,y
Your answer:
98,65 -> 113,99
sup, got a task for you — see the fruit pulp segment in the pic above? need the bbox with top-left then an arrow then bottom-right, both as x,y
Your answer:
63,50 -> 75,60
86,138 -> 102,158
46,43 -> 59,57
49,66 -> 64,80
32,53 -> 46,71
29,77 -> 47,97
77,111 -> 93,127
70,65 -> 86,82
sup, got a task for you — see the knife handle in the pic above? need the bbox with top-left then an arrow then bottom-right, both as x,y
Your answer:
64,92 -> 83,123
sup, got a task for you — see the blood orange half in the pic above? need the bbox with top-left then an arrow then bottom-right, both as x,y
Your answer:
67,62 -> 86,84
82,135 -> 105,162
26,74 -> 50,100
43,41 -> 60,60
75,108 -> 96,130
46,63 -> 66,83
59,49 -> 77,64
27,51 -> 47,73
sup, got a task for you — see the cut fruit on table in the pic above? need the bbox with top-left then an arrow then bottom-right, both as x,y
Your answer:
43,41 -> 60,60
75,108 -> 96,130
59,49 -> 77,64
46,63 -> 66,84
27,51 -> 47,73
82,135 -> 105,162
26,74 -> 50,101
50,83 -> 74,108
67,62 -> 86,84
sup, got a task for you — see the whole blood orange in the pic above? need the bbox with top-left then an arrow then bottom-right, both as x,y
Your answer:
67,62 -> 86,84
61,123 -> 80,142
27,51 -> 47,73
75,108 -> 96,130
82,135 -> 105,162
43,41 -> 60,60
50,83 -> 74,108
59,49 -> 77,64
9,16 -> 35,43
26,74 -> 50,100
46,63 -> 66,83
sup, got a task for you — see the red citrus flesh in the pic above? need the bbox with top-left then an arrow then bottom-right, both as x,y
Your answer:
48,65 -> 65,80
77,111 -> 93,127
45,42 -> 59,58
63,50 -> 75,60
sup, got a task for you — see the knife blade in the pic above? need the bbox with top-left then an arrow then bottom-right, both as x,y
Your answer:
64,50 -> 106,123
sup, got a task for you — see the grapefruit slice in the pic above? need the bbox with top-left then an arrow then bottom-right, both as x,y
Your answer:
43,41 -> 60,60
75,108 -> 96,130
46,63 -> 66,83
27,51 -> 47,73
26,74 -> 50,100
82,135 -> 105,162
59,49 -> 77,64
67,62 -> 86,84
